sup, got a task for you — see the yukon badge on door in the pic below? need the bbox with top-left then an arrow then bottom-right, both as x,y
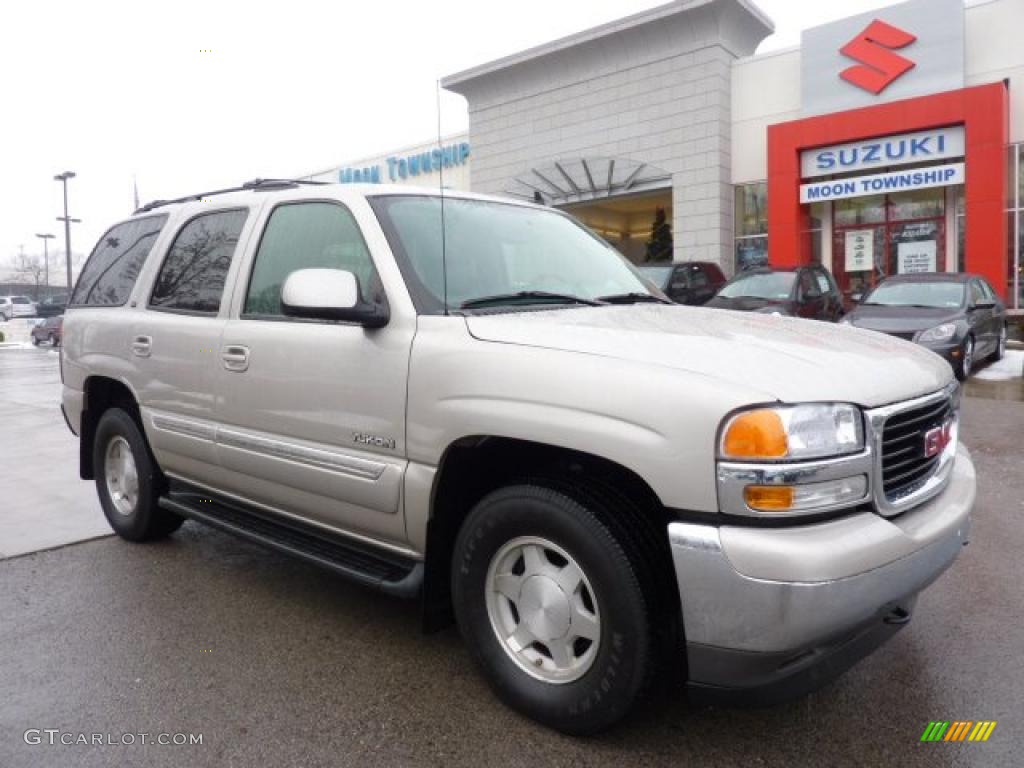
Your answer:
353,432 -> 396,450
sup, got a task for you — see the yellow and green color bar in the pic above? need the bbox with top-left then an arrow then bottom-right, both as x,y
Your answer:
921,721 -> 998,742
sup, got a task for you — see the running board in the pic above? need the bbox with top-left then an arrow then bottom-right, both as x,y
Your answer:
158,486 -> 423,599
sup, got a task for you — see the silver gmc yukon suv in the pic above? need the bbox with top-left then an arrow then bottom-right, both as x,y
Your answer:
61,180 -> 975,734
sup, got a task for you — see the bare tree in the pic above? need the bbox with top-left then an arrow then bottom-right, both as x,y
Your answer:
7,253 -> 46,299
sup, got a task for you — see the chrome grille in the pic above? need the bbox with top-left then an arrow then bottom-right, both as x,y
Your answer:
880,397 -> 953,501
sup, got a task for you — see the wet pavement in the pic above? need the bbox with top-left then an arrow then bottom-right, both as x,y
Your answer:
0,344 -> 110,557
1,344 -> 1022,767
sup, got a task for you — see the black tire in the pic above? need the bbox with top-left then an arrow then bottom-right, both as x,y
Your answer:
93,407 -> 183,541
955,335 -> 974,381
452,484 -> 654,735
31,335 -> 40,346
992,324 -> 1007,362
48,333 -> 57,347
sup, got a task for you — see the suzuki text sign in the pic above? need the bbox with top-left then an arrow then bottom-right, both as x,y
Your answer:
801,126 -> 964,178
801,0 -> 964,117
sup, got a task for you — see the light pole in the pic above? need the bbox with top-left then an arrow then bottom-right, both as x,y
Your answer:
35,233 -> 55,289
54,171 -> 80,290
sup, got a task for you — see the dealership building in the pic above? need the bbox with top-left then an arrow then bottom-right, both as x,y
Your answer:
308,0 -> 1024,307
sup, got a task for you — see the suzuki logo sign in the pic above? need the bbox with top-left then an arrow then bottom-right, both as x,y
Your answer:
839,19 -> 917,94
800,0 -> 963,117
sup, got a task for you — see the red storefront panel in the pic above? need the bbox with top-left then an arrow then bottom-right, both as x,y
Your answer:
767,82 -> 1009,299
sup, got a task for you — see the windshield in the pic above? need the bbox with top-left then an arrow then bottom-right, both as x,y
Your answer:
865,281 -> 965,309
370,195 -> 652,313
718,272 -> 795,300
638,266 -> 672,289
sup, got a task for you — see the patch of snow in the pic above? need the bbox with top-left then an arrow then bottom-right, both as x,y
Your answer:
974,349 -> 1024,381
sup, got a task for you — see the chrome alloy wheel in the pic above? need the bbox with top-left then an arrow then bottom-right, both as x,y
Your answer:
963,336 -> 974,377
485,536 -> 601,684
104,436 -> 139,516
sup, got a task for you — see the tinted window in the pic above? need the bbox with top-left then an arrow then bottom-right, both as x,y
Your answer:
968,280 -> 986,306
150,210 -> 248,313
71,216 -> 168,307
813,269 -> 832,294
689,266 -> 709,289
245,202 -> 379,317
12,297 -> 30,304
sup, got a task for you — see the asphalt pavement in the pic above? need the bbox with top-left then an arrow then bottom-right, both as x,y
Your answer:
1,341 -> 1022,767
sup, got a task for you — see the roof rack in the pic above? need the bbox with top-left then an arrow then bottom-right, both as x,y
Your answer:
134,178 -> 328,214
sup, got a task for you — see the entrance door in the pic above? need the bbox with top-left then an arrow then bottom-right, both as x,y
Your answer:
832,188 -> 947,302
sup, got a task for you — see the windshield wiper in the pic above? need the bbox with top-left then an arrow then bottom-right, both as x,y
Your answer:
459,291 -> 605,309
596,292 -> 672,305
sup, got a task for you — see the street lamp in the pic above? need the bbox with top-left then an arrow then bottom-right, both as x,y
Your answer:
54,171 -> 81,290
35,233 -> 55,289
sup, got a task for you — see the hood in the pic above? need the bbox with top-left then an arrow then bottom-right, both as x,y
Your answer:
844,305 -> 963,335
705,295 -> 789,313
464,305 -> 952,407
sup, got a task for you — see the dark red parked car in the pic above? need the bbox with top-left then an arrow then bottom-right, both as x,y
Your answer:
30,316 -> 62,346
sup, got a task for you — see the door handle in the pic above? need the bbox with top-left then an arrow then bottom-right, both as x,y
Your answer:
131,335 -> 152,358
222,345 -> 250,372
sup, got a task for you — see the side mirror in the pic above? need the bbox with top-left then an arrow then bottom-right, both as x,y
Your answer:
281,268 -> 388,328
973,297 -> 996,309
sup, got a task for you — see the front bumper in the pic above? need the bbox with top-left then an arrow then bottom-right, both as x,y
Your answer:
670,443 -> 975,703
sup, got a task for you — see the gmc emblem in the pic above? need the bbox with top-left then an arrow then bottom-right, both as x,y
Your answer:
923,420 -> 954,458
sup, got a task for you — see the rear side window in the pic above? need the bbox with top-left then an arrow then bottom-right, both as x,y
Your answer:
150,209 -> 248,314
12,297 -> 30,304
244,202 -> 379,317
689,266 -> 709,289
71,215 -> 168,307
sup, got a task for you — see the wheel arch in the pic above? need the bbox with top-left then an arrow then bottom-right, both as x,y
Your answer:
79,375 -> 143,480
420,435 -> 680,639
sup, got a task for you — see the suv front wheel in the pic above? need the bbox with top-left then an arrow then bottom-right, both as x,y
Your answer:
93,408 -> 184,541
451,484 -> 655,735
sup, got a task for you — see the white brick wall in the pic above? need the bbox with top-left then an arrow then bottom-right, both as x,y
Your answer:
445,0 -> 770,273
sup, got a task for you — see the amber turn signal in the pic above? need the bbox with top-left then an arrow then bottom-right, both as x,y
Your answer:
721,409 -> 788,459
743,485 -> 795,511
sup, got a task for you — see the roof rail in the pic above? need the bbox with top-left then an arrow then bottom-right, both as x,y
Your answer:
134,178 -> 328,214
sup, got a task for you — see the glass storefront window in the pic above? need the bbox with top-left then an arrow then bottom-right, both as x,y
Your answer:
735,236 -> 768,271
834,195 -> 885,227
735,183 -> 767,237
1015,211 -> 1023,308
888,188 -> 944,221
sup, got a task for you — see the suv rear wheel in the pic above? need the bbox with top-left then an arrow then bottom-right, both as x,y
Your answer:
451,484 -> 654,735
93,408 -> 184,541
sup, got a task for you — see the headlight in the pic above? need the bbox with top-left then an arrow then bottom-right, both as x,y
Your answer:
917,323 -> 956,343
720,403 -> 864,461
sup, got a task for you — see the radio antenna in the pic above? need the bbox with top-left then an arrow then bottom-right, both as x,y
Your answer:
436,78 -> 449,316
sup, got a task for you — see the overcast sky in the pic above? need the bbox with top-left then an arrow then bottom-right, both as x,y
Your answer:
1,0 -> 899,278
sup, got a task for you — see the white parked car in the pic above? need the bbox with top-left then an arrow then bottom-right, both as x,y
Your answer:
0,295 -> 36,320
60,180 -> 975,734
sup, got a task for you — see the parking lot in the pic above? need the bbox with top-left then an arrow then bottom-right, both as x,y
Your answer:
1,329 -> 1022,767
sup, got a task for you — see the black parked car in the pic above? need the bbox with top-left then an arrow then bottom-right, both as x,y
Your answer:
840,273 -> 1007,381
36,294 -> 68,318
705,265 -> 844,321
638,262 -> 726,305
